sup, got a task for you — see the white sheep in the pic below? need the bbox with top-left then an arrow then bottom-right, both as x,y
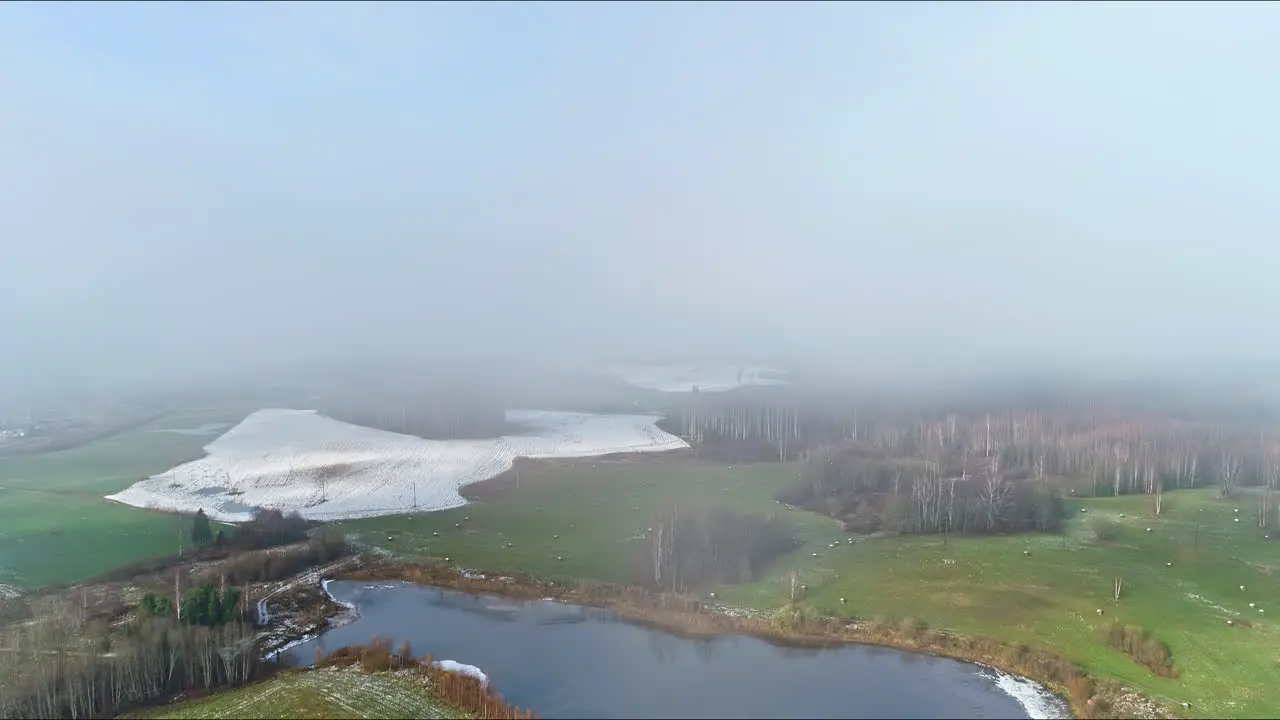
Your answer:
432,532 -> 440,537
839,597 -> 847,604
1096,608 -> 1104,615
1227,619 -> 1234,625
1241,585 -> 1246,591
1119,514 -> 1125,518
1259,608 -> 1265,614
812,552 -> 819,557
1023,550 -> 1031,556
709,592 -> 716,598
444,557 -> 450,562
1234,518 -> 1241,523
1146,528 -> 1152,532
1249,602 -> 1256,608
1166,562 -> 1172,567
1234,508 -> 1240,513
556,555 -> 564,561
553,534 -> 560,539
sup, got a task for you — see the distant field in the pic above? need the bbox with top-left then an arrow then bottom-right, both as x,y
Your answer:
341,458 -> 1280,718
0,407 -> 250,588
337,458 -> 838,585
123,667 -> 468,720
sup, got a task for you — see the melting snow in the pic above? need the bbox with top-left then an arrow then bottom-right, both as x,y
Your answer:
105,408 -> 687,522
607,365 -> 787,393
977,665 -> 1072,719
431,660 -> 489,685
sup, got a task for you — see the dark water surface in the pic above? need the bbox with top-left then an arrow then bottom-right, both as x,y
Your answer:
283,581 -> 1069,719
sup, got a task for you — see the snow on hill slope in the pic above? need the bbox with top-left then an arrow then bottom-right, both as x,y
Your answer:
607,365 -> 788,393
105,408 -> 688,522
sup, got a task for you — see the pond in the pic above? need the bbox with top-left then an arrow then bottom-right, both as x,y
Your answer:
282,581 -> 1071,719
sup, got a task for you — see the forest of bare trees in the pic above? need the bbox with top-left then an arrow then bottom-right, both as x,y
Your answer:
663,394 -> 1280,534
0,601 -> 260,719
639,506 -> 797,592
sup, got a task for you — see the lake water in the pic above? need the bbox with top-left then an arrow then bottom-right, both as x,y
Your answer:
283,581 -> 1071,719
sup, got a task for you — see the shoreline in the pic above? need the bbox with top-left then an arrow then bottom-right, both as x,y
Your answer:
325,559 -> 1170,720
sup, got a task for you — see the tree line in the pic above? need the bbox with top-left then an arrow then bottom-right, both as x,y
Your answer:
661,394 -> 1280,532
0,610 -> 260,719
638,506 -> 798,592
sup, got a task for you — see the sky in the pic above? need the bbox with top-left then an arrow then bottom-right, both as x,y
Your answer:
1,1 -> 1278,396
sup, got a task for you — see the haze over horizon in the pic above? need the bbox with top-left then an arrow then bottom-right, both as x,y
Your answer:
2,2 -> 1278,397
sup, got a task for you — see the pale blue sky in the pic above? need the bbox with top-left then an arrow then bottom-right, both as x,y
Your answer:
2,1 -> 1278,395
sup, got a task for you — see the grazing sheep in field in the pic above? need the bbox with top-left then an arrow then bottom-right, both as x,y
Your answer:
1119,514 -> 1125,518
1023,550 -> 1031,556
1241,585 -> 1246,591
1166,562 -> 1172,567
556,555 -> 564,561
1146,528 -> 1152,532
432,532 -> 440,537
1096,608 -> 1104,615
1227,619 -> 1234,625
1250,603 -> 1256,608
553,534 -> 559,539
709,592 -> 716,598
839,597 -> 847,604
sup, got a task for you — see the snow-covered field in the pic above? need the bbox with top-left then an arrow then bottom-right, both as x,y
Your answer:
105,408 -> 687,522
607,364 -> 788,393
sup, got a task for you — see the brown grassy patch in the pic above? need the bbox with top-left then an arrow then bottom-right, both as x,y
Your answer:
1102,622 -> 1178,678
318,640 -> 536,719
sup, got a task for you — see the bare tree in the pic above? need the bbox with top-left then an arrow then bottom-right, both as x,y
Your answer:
1220,448 -> 1241,498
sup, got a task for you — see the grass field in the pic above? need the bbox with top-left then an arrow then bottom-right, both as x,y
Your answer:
0,407 -> 250,588
340,458 -> 1280,719
123,667 -> 468,719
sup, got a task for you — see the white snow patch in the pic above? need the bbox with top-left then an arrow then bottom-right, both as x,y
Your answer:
149,422 -> 231,436
431,660 -> 488,685
105,408 -> 687,522
978,665 -> 1072,719
1185,592 -> 1233,615
607,365 -> 787,393
0,584 -> 22,600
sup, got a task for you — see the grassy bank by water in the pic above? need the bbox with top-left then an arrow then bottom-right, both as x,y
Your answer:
122,666 -> 470,720
0,407 -> 249,589
338,457 -> 1279,719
